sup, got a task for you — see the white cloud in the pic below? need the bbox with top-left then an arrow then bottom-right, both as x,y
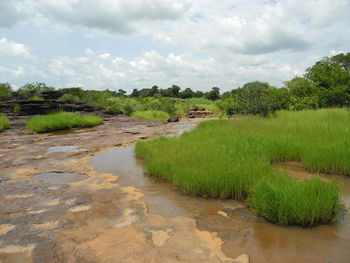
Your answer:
45,49 -> 304,91
0,0 -> 26,27
0,0 -> 349,90
0,38 -> 32,59
34,0 -> 190,34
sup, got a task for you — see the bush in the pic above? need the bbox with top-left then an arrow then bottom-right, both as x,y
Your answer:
58,94 -> 80,103
131,110 -> 169,121
26,112 -> 103,133
0,114 -> 10,131
0,83 -> 12,98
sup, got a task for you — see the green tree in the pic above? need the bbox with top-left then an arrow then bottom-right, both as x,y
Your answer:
18,82 -> 54,95
231,81 -> 287,116
205,87 -> 220,101
180,88 -> 194,99
130,88 -> 140,97
304,53 -> 350,107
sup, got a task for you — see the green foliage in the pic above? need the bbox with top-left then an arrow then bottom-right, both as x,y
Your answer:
205,87 -> 220,101
136,109 -> 347,226
58,94 -> 80,103
131,110 -> 169,121
28,95 -> 44,101
59,87 -> 85,98
250,174 -> 340,226
18,82 -> 54,95
219,82 -> 289,116
0,83 -> 12,98
304,53 -> 350,107
0,114 -> 10,131
26,112 -> 103,133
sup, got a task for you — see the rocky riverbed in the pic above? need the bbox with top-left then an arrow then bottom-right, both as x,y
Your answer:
0,115 -> 247,263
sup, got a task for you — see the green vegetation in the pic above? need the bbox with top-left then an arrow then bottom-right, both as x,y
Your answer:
131,110 -> 169,121
136,109 -> 346,226
2,52 -> 349,118
0,83 -> 12,98
28,95 -> 44,101
58,94 -> 80,103
250,175 -> 340,226
26,112 -> 103,133
0,114 -> 10,131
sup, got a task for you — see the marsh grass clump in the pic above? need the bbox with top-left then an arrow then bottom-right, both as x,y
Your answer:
0,114 -> 10,131
136,108 -> 348,226
131,110 -> 169,122
250,174 -> 340,226
26,112 -> 103,133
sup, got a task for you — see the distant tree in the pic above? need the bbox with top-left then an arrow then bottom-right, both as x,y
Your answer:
304,53 -> 350,107
130,88 -> 140,97
205,87 -> 220,101
194,90 -> 204,98
18,82 -> 54,95
180,88 -> 194,99
59,87 -> 84,98
0,83 -> 13,98
150,85 -> 160,97
231,81 -> 287,116
117,89 -> 127,97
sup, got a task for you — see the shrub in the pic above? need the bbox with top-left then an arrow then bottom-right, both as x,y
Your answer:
0,114 -> 10,131
58,94 -> 80,103
0,83 -> 12,98
26,112 -> 103,133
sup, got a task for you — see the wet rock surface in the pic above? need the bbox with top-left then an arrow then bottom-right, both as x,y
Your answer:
1,114 -> 350,263
0,116 -> 237,263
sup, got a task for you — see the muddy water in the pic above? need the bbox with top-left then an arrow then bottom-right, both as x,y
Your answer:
91,146 -> 350,263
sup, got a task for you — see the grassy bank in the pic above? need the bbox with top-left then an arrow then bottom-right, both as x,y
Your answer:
131,110 -> 169,121
136,109 -> 346,226
26,112 -> 103,133
0,114 -> 10,131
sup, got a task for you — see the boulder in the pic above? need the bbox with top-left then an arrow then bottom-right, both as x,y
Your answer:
167,117 -> 179,122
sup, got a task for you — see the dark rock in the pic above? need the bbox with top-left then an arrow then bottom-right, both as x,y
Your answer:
167,117 -> 179,122
187,110 -> 212,118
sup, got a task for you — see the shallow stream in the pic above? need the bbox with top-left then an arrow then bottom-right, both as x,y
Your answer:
90,143 -> 350,263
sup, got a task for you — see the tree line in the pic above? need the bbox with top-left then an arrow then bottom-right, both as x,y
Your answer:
1,52 -> 349,116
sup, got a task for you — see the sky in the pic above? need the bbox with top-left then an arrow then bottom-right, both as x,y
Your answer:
0,0 -> 349,92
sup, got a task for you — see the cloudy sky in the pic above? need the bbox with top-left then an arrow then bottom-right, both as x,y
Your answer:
0,0 -> 349,92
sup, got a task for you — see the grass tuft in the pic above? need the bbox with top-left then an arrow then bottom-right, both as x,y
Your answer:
136,109 -> 347,226
131,110 -> 169,121
0,114 -> 10,131
26,112 -> 103,133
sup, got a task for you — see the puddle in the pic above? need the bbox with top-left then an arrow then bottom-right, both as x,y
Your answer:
47,146 -> 78,154
32,172 -> 88,184
91,145 -> 350,263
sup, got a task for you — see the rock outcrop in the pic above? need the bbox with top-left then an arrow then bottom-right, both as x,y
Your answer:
187,106 -> 213,118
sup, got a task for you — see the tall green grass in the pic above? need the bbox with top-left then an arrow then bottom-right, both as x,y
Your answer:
136,109 -> 347,226
0,114 -> 10,131
26,112 -> 103,133
131,110 -> 169,121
